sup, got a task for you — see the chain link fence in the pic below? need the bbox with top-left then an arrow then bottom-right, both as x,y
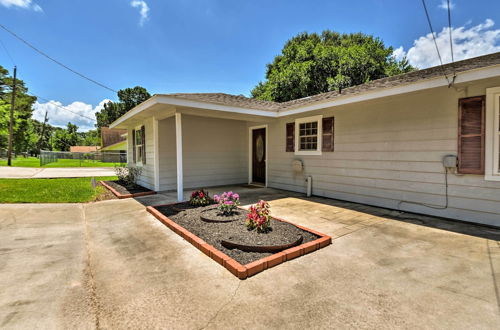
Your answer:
40,150 -> 127,167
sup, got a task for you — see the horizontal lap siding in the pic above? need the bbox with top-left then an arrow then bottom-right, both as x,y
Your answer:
136,117 -> 155,190
126,121 -> 155,190
182,115 -> 247,188
268,80 -> 500,226
157,115 -> 248,191
158,117 -> 176,191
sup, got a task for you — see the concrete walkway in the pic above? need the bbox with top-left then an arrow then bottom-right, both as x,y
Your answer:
0,187 -> 499,329
0,166 -> 115,178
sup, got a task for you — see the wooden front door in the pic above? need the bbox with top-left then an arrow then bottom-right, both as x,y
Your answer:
252,128 -> 266,184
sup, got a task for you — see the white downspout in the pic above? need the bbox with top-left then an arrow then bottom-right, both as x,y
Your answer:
306,176 -> 312,197
175,113 -> 183,202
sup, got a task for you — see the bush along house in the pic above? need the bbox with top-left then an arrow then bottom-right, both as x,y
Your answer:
110,52 -> 500,227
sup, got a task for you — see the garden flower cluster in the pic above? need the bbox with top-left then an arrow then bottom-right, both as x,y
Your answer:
189,189 -> 212,206
214,191 -> 240,215
246,200 -> 271,232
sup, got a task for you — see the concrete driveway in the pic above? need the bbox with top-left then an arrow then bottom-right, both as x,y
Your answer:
1,187 -> 499,329
0,166 -> 115,178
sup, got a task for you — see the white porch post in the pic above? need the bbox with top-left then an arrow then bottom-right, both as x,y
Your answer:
153,117 -> 160,191
175,112 -> 183,201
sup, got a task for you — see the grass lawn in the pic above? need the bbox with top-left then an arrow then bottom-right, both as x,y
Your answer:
0,157 -> 123,168
0,176 -> 118,203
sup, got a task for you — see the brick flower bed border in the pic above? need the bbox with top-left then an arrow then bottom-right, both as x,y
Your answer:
100,181 -> 157,199
146,203 -> 332,279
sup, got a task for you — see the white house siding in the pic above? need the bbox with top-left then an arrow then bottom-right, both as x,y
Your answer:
267,77 -> 500,227
156,114 -> 249,191
126,117 -> 156,190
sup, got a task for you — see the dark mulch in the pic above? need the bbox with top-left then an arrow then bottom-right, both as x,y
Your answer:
171,201 -> 214,212
104,180 -> 152,195
200,208 -> 245,223
155,204 -> 319,265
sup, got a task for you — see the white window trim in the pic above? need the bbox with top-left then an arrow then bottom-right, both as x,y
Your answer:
485,87 -> 500,181
295,115 -> 323,156
134,125 -> 144,167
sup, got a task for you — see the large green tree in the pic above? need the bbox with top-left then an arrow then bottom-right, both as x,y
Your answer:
251,31 -> 414,102
95,86 -> 150,129
50,122 -> 82,151
0,65 -> 37,154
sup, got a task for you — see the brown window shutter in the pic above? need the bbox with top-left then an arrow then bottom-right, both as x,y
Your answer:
132,129 -> 136,163
458,96 -> 485,174
322,117 -> 335,152
286,122 -> 295,152
141,125 -> 146,164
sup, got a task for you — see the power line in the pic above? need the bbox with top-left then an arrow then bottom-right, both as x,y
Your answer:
421,0 -> 451,86
446,0 -> 457,84
447,0 -> 454,63
0,36 -> 15,66
0,23 -> 117,93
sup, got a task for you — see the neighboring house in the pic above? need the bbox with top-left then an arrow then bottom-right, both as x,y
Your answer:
100,127 -> 127,151
69,146 -> 100,153
110,52 -> 500,227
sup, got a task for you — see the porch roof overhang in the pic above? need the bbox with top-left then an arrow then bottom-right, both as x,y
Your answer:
110,59 -> 500,129
109,95 -> 276,129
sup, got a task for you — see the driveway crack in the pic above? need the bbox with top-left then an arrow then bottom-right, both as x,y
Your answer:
198,281 -> 242,330
82,204 -> 102,329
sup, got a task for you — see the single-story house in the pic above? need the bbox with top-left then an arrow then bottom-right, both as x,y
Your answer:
100,127 -> 127,151
110,52 -> 500,227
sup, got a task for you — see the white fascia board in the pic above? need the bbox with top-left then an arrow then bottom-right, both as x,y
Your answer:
154,95 -> 277,117
110,96 -> 160,128
277,65 -> 500,117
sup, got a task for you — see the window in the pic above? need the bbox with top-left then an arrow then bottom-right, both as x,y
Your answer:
294,115 -> 323,155
299,121 -> 318,151
458,96 -> 485,174
485,87 -> 500,181
133,125 -> 146,165
135,128 -> 143,163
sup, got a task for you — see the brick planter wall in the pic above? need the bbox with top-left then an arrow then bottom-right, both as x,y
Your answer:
100,181 -> 156,199
146,203 -> 332,279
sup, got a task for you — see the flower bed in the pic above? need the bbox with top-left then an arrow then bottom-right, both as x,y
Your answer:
146,200 -> 331,279
100,180 -> 156,199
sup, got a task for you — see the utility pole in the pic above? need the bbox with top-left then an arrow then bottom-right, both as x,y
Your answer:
7,66 -> 17,166
37,110 -> 49,153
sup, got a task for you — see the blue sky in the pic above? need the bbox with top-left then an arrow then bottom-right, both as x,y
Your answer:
1,0 -> 499,130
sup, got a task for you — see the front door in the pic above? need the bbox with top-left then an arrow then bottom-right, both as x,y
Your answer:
252,128 -> 266,184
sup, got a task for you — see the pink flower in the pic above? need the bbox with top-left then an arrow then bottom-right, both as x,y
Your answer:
233,193 -> 239,200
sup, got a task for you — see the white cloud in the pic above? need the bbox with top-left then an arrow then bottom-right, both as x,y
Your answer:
393,19 -> 500,69
0,0 -> 42,12
33,99 -> 110,132
438,0 -> 455,10
130,0 -> 149,26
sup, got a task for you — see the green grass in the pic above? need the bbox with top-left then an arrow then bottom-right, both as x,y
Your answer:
0,157 -> 123,168
0,176 -> 118,203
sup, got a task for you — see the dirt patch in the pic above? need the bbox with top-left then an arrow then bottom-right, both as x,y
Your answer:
155,205 -> 319,265
93,185 -> 118,202
104,180 -> 153,195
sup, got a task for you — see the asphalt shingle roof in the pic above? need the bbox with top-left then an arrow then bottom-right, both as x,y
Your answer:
158,52 -> 500,112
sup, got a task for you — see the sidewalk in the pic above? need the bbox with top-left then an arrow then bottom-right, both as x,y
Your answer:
0,166 -> 115,178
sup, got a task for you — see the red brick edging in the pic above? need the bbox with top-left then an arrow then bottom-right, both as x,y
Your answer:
146,203 -> 332,279
100,181 -> 157,199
